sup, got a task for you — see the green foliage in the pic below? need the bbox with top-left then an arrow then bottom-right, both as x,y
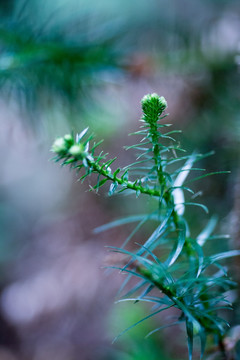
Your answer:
51,93 -> 239,359
0,19 -> 123,115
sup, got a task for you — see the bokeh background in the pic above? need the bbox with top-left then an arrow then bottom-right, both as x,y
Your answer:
0,0 -> 240,359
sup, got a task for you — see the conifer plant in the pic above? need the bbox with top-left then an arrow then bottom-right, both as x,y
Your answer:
51,93 -> 239,359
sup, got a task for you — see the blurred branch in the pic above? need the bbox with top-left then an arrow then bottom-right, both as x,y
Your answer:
0,19 -> 125,118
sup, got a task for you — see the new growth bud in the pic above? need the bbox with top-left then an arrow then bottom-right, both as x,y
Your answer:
64,134 -> 74,146
69,144 -> 85,157
51,134 -> 74,156
141,93 -> 167,124
51,137 -> 67,155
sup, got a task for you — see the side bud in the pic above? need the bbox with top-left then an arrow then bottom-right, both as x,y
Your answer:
69,144 -> 85,158
63,134 -> 74,147
52,137 -> 67,155
51,134 -> 74,156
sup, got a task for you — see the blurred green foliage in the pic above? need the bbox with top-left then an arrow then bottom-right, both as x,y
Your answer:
0,14 -> 124,129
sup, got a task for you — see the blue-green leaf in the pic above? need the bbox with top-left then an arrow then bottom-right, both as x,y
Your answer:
145,320 -> 182,338
197,216 -> 218,247
185,171 -> 231,185
112,305 -> 173,343
199,329 -> 207,360
191,240 -> 204,278
164,220 -> 186,267
184,202 -> 209,214
186,320 -> 193,360
134,284 -> 154,303
208,250 -> 240,264
94,214 -> 158,233
76,127 -> 89,143
137,206 -> 173,256
121,214 -> 153,248
120,279 -> 147,298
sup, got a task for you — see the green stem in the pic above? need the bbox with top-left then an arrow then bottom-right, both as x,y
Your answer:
86,138 -> 180,226
88,158 -> 163,197
151,136 -> 180,229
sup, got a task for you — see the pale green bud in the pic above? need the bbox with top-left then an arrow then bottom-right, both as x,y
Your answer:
69,144 -> 85,157
52,137 -> 67,155
52,134 -> 74,155
63,134 -> 74,146
141,93 -> 167,122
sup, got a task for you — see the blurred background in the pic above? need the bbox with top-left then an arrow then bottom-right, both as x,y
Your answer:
0,0 -> 240,359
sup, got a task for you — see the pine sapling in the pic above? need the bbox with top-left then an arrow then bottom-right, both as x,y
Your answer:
51,93 -> 239,359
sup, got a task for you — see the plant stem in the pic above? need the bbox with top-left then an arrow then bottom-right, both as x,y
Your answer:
87,157 -> 164,197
